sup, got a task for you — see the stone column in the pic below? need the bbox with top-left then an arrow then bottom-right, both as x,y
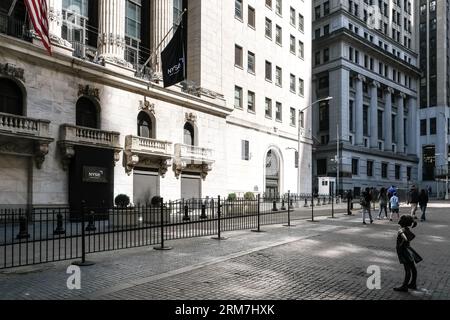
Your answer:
397,93 -> 406,154
98,0 -> 130,69
328,68 -> 350,143
370,81 -> 380,148
150,0 -> 174,75
355,74 -> 365,146
407,97 -> 417,155
384,87 -> 394,151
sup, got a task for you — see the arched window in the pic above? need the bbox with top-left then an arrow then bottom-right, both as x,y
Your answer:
76,97 -> 98,128
183,122 -> 195,146
0,78 -> 23,116
137,112 -> 153,138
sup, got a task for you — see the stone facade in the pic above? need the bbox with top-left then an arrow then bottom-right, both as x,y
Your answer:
0,0 -> 312,206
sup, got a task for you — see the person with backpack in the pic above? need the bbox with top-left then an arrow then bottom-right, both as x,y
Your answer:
418,189 -> 429,222
360,187 -> 373,225
390,192 -> 400,221
387,185 -> 396,213
408,185 -> 420,219
377,187 -> 388,219
394,215 -> 422,292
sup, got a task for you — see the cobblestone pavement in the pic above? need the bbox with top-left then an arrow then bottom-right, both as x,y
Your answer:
0,203 -> 449,300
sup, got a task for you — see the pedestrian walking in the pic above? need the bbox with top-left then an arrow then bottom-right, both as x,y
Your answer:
394,215 -> 422,292
419,189 -> 429,222
360,187 -> 373,225
377,187 -> 388,219
389,192 -> 400,221
408,185 -> 419,219
387,185 -> 396,213
346,189 -> 353,215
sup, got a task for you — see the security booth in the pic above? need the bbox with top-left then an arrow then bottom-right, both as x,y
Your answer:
318,177 -> 336,196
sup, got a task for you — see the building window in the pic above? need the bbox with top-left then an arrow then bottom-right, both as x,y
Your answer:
235,45 -> 243,68
323,1 -> 330,15
298,40 -> 304,58
276,0 -> 282,15
367,160 -> 373,177
420,119 -> 427,136
317,159 -> 327,175
315,6 -> 321,20
76,97 -> 98,129
378,110 -> 383,139
275,102 -> 282,121
299,111 -> 304,128
352,158 -> 359,175
298,78 -> 304,96
290,74 -> 296,92
363,105 -> 369,136
265,18 -> 272,38
275,66 -> 282,86
319,101 -> 329,131
430,118 -> 437,135
276,25 -> 282,45
247,91 -> 255,112
395,165 -> 401,180
248,6 -> 255,28
125,0 -> 142,66
323,48 -> 329,62
295,151 -> 299,168
298,14 -> 304,32
247,51 -> 255,73
241,140 -> 250,160
422,145 -> 436,181
234,86 -> 243,109
349,100 -> 354,132
318,75 -> 329,89
137,111 -> 153,138
290,35 -> 295,53
290,7 -> 295,25
290,107 -> 296,126
315,51 -> 321,65
265,61 -> 272,81
235,0 -> 243,19
183,122 -> 195,146
265,0 -> 272,9
0,78 -> 23,116
381,163 -> 388,178
265,98 -> 272,118
407,166 -> 412,181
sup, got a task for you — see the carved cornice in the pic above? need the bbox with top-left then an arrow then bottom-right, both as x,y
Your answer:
0,63 -> 25,81
139,100 -> 155,115
185,112 -> 197,123
78,84 -> 100,100
34,142 -> 50,169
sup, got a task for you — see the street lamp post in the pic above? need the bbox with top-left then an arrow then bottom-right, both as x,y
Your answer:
298,96 -> 333,195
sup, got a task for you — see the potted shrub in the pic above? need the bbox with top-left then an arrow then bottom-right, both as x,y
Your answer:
224,193 -> 237,216
243,192 -> 257,214
110,194 -> 141,229
143,195 -> 169,225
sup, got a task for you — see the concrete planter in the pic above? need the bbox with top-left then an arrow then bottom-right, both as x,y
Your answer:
142,206 -> 170,225
109,208 -> 142,229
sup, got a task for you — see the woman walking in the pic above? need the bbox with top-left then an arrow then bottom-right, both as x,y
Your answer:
377,187 -> 388,219
394,215 -> 422,292
419,189 -> 429,222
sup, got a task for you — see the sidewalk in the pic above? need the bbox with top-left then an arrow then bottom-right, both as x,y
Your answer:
0,205 -> 449,300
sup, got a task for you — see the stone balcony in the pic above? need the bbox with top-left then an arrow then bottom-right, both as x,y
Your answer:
173,143 -> 214,180
124,135 -> 173,176
58,124 -> 122,170
0,112 -> 54,168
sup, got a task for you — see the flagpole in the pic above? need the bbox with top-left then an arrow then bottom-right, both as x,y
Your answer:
8,0 -> 18,16
139,8 -> 187,75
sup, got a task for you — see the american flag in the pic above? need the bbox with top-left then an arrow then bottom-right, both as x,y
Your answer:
24,0 -> 52,55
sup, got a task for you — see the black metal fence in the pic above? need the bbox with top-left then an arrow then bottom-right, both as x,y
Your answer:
0,193 -> 348,269
0,12 -> 32,42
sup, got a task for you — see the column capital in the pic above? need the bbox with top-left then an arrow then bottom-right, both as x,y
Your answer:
370,80 -> 380,88
398,92 -> 407,99
356,74 -> 366,82
384,87 -> 394,94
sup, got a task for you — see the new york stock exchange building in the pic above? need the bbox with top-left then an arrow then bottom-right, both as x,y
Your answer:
0,0 -> 312,213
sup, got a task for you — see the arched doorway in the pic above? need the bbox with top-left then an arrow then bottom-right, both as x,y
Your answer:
265,149 -> 280,198
183,122 -> 195,145
76,97 -> 99,128
137,111 -> 154,138
0,78 -> 24,115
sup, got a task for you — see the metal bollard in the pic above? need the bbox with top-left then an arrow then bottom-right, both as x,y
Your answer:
16,212 -> 30,240
85,211 -> 96,231
304,198 -> 308,207
272,200 -> 278,211
53,212 -> 66,235
317,197 -> 321,206
281,199 -> 286,211
200,204 -> 207,219
183,205 -> 190,221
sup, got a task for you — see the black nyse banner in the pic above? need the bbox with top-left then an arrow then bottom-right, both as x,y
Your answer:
161,25 -> 186,88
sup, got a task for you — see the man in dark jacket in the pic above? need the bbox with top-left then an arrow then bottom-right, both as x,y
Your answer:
361,187 -> 373,225
408,185 -> 420,219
